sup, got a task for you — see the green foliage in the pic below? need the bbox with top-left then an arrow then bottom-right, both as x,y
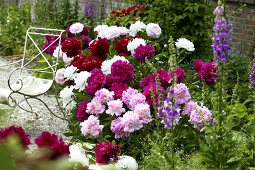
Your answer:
0,1 -> 33,56
130,0 -> 214,60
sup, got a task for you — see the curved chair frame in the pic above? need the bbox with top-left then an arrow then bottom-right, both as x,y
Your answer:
2,27 -> 69,122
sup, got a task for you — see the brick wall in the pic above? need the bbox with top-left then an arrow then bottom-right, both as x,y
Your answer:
226,0 -> 255,57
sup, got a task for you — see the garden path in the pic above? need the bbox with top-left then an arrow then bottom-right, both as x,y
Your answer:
0,57 -> 68,143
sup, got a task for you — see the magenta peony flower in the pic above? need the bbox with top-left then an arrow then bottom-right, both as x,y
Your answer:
111,60 -> 134,84
198,61 -> 218,85
80,35 -> 91,49
111,83 -> 129,99
0,126 -> 31,148
140,74 -> 156,89
85,68 -> 107,95
143,82 -> 165,106
133,44 -> 155,63
35,131 -> 70,159
95,142 -> 120,164
76,100 -> 90,122
174,68 -> 186,83
194,59 -> 204,72
156,69 -> 173,89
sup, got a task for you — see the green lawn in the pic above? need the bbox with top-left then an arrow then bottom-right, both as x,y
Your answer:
0,106 -> 10,128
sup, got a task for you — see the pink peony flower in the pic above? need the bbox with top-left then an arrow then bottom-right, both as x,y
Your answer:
80,115 -> 104,137
55,68 -> 66,85
134,103 -> 152,124
94,88 -> 114,104
173,83 -> 191,105
86,99 -> 106,116
122,87 -> 139,105
122,111 -> 143,133
111,118 -> 130,139
146,23 -> 162,38
128,93 -> 147,110
106,99 -> 125,116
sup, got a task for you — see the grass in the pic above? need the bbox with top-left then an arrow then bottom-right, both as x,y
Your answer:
0,106 -> 11,128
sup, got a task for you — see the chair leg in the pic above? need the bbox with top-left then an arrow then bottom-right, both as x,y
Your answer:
23,96 -> 39,118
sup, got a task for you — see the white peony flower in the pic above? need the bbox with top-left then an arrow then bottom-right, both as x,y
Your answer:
98,26 -> 120,40
175,38 -> 195,52
60,86 -> 75,109
64,65 -> 77,80
69,144 -> 89,166
63,55 -> 73,64
101,55 -> 129,75
74,71 -> 91,91
117,27 -> 129,35
70,22 -> 84,34
129,21 -> 146,37
146,23 -> 162,38
53,45 -> 68,59
127,38 -> 146,54
94,25 -> 109,33
115,156 -> 138,170
55,68 -> 66,85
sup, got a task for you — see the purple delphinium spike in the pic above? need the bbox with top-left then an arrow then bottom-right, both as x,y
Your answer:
249,63 -> 255,88
212,17 -> 232,63
83,0 -> 97,18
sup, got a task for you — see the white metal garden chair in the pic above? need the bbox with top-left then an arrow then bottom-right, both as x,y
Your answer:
0,27 -> 68,121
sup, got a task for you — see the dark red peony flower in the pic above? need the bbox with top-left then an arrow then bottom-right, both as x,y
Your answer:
111,5 -> 145,17
111,60 -> 134,84
194,59 -> 204,72
174,68 -> 186,83
198,61 -> 219,85
70,54 -> 102,72
62,37 -> 82,57
86,68 -> 107,95
111,83 -> 129,99
76,100 -> 90,122
35,131 -> 70,160
95,142 -> 120,164
0,126 -> 31,148
89,37 -> 109,60
143,82 -> 165,106
114,36 -> 133,56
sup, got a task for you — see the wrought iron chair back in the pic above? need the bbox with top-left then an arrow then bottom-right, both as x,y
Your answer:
4,27 -> 68,121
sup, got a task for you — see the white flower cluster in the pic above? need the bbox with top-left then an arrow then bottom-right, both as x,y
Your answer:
175,38 -> 195,52
101,55 -> 129,75
94,21 -> 162,40
59,85 -> 76,111
129,21 -> 162,38
94,25 -> 129,40
69,22 -> 84,34
74,71 -> 91,91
